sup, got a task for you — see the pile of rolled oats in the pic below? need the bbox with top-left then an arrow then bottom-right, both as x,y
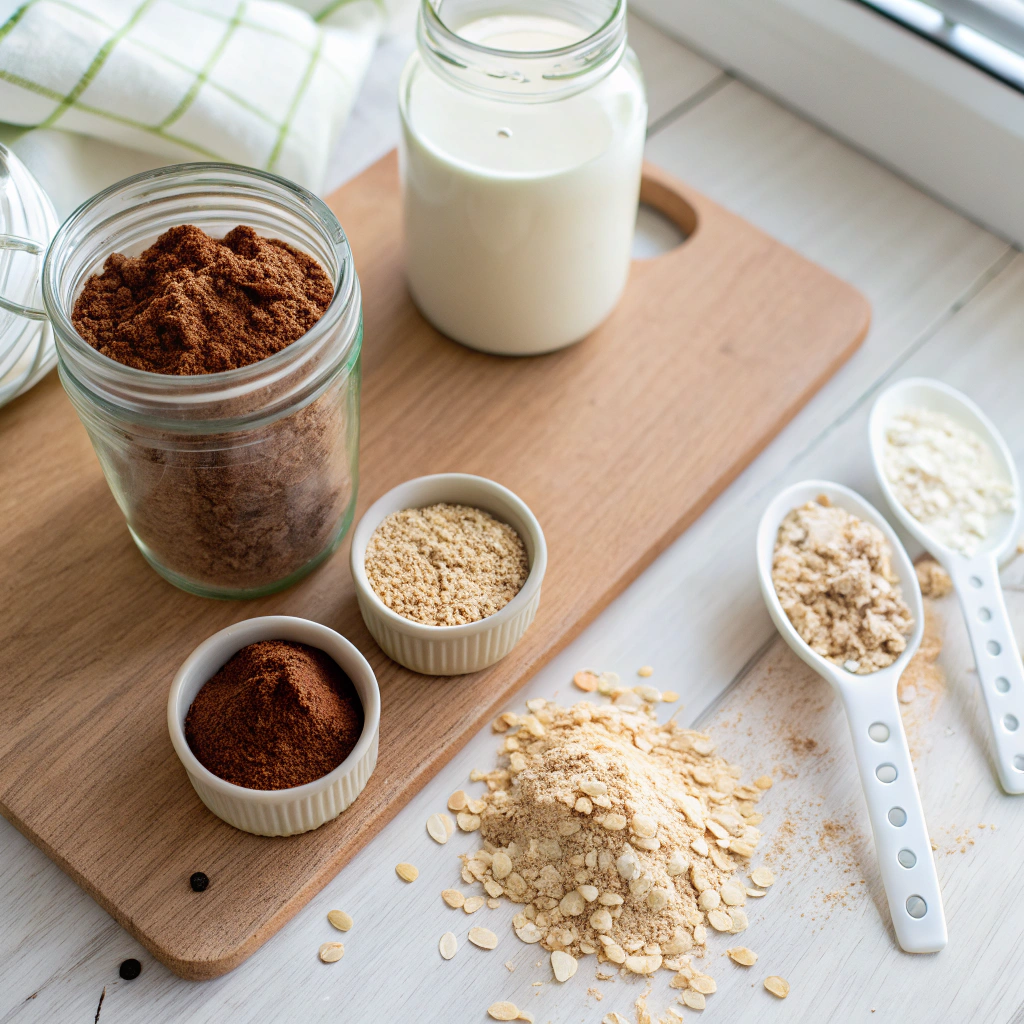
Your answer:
452,685 -> 774,1002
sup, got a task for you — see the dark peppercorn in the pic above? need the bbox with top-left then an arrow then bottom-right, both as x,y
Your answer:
119,959 -> 142,980
190,871 -> 209,892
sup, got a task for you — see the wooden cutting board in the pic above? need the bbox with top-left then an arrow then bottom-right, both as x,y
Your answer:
0,152 -> 869,980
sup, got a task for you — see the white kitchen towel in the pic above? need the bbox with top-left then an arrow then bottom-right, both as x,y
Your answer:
0,0 -> 405,193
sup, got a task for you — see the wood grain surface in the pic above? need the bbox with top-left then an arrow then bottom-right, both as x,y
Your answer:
0,151 -> 868,980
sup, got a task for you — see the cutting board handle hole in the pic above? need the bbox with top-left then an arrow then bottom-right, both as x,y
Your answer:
632,173 -> 697,261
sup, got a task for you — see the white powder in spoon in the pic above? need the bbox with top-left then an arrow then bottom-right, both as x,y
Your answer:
883,408 -> 1015,556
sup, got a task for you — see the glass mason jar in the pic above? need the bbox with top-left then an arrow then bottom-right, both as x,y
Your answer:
42,164 -> 361,600
399,0 -> 647,357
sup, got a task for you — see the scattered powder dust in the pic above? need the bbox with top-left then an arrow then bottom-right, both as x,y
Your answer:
457,694 -> 776,1014
897,599 -> 947,763
364,503 -> 529,626
786,734 -> 819,758
915,557 -> 953,599
936,823 -> 997,857
772,497 -> 914,673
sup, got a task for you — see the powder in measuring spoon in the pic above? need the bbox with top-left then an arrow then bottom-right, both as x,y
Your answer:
884,407 -> 1015,556
772,496 -> 913,673
365,503 -> 529,626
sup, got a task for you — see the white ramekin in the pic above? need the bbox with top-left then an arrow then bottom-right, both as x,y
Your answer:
350,473 -> 547,675
167,615 -> 380,837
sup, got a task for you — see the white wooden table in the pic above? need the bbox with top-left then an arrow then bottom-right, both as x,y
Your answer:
4,15 -> 1024,1024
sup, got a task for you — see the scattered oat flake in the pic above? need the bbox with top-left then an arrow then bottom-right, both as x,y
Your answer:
488,897 -> 501,909
638,666 -> 654,677
439,932 -> 458,960
635,987 -> 653,1024
745,887 -> 766,898
427,813 -> 453,844
464,896 -> 485,914
395,862 -> 418,882
750,867 -> 775,888
515,921 -> 543,942
448,790 -> 468,811
327,909 -> 352,932
505,960 -> 516,972
488,1002 -> 520,1021
574,671 -> 599,692
764,976 -> 790,999
516,1011 -> 535,1023
442,888 -> 465,908
754,775 -> 773,790
551,949 -> 578,982
707,909 -> 733,931
318,942 -> 344,963
728,946 -> 757,966
469,926 -> 498,949
681,990 -> 706,1010
603,1015 -> 629,1024
661,690 -> 679,702
457,812 -> 482,832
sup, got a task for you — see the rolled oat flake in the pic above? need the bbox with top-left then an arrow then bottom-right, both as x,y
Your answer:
318,942 -> 345,963
488,1002 -> 520,1021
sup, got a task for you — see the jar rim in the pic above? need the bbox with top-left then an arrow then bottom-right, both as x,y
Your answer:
43,161 -> 358,397
421,0 -> 624,59
417,0 -> 628,102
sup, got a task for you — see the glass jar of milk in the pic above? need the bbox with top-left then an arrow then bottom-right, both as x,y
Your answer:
399,0 -> 647,356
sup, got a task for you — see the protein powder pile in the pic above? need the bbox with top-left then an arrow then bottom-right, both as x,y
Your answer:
451,694 -> 774,1001
884,407 -> 1015,556
772,497 -> 913,673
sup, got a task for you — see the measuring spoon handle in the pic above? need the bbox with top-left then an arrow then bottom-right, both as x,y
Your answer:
950,554 -> 1024,795
838,676 -> 947,953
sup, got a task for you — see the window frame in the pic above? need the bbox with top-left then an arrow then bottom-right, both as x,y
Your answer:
632,0 -> 1024,247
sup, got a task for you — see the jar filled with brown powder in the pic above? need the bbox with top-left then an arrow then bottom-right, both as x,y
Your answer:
43,165 -> 361,598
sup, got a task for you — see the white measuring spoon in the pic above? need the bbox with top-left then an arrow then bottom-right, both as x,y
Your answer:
756,480 -> 947,953
870,377 -> 1024,794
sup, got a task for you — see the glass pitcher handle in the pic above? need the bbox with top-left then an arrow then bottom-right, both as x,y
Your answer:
0,234 -> 48,321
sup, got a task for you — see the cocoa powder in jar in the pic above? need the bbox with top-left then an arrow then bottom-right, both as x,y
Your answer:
71,225 -> 355,593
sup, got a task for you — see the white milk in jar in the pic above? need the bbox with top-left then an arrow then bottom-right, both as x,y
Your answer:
399,1 -> 647,356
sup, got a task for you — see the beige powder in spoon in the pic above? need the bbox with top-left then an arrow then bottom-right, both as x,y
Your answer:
772,496 -> 913,673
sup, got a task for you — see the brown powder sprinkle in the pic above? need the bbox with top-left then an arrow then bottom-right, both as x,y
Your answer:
185,640 -> 363,790
365,503 -> 529,626
72,224 -> 333,375
772,498 -> 913,673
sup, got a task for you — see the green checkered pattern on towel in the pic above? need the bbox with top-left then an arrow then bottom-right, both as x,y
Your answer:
0,0 -> 387,188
